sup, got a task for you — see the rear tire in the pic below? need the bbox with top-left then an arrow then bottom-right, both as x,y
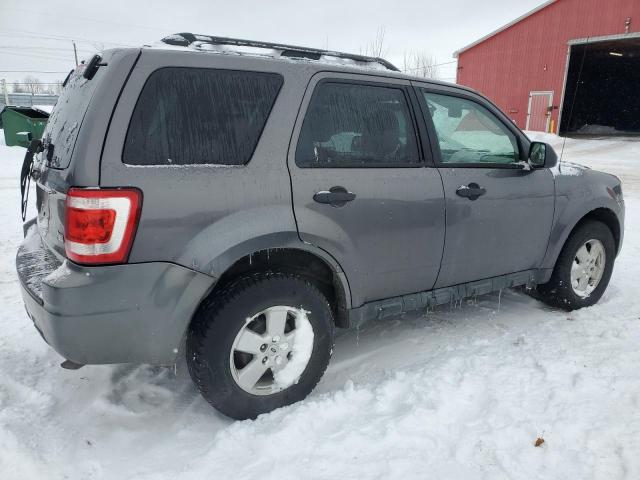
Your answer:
187,273 -> 334,420
537,220 -> 615,310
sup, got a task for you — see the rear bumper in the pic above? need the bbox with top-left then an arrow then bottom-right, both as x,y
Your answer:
16,227 -> 214,365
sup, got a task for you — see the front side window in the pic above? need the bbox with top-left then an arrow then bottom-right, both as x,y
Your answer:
123,68 -> 283,166
422,91 -> 519,165
296,82 -> 420,167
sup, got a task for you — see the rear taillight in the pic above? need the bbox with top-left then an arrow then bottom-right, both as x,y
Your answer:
64,188 -> 142,265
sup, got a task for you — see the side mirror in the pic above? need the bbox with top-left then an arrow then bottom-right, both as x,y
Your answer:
528,141 -> 557,169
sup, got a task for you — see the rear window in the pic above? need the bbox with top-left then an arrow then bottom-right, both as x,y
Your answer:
123,68 -> 283,166
40,69 -> 102,169
295,81 -> 420,168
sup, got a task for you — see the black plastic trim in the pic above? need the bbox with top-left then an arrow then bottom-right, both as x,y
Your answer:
348,269 -> 540,328
161,33 -> 400,72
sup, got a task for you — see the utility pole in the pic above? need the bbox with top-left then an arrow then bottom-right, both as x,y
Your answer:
72,41 -> 79,66
1,79 -> 9,106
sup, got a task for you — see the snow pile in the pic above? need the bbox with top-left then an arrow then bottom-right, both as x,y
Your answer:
33,105 -> 54,115
1,135 -> 640,479
273,308 -> 314,389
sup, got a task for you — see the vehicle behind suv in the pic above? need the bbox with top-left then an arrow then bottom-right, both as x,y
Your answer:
17,33 -> 624,420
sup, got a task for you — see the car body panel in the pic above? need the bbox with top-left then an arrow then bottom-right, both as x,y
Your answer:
17,226 -> 212,364
33,48 -> 141,260
542,163 -> 624,270
410,81 -> 557,287
287,72 -> 446,306
433,166 -> 556,287
101,50 -> 303,269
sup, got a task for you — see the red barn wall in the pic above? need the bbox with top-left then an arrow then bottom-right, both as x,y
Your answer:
456,0 -> 640,132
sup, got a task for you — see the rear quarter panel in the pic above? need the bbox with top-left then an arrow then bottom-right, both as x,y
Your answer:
99,50 -> 321,279
34,48 -> 141,259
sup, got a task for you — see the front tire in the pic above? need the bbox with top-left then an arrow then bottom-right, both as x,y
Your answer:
187,273 -> 334,420
537,220 -> 615,310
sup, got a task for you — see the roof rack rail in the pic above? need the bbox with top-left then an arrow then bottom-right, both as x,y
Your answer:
160,33 -> 400,72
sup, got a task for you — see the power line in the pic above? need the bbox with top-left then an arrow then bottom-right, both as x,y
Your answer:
0,45 -> 94,52
402,60 -> 458,73
0,70 -> 68,73
3,6 -> 175,35
1,27 -> 136,48
0,50 -> 74,62
10,82 -> 63,85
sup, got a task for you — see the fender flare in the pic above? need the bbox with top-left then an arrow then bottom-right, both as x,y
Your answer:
542,197 -> 622,271
199,231 -> 353,309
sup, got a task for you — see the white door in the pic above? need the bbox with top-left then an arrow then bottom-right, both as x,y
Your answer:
526,91 -> 553,132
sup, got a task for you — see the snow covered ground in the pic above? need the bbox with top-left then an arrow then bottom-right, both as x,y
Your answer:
0,133 -> 639,479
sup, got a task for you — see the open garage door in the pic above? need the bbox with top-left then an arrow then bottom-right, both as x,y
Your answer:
560,35 -> 640,136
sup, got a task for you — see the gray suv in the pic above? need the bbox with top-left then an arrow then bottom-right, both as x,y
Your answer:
17,33 -> 624,420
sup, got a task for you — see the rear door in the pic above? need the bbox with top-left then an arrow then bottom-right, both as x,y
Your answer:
413,84 -> 555,288
289,73 -> 446,307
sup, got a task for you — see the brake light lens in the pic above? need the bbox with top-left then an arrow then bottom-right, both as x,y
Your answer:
64,188 -> 142,265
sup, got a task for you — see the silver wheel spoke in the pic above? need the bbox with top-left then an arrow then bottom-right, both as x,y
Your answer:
591,243 -> 604,263
230,305 -> 313,396
575,245 -> 590,264
234,329 -> 265,355
285,331 -> 296,345
571,260 -> 582,276
237,359 -> 269,391
265,308 -> 288,337
570,239 -> 606,298
577,273 -> 589,290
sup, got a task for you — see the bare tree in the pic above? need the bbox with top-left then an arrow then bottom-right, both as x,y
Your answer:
402,51 -> 440,80
361,27 -> 388,58
13,76 -> 44,94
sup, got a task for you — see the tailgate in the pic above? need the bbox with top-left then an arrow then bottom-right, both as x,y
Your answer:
28,48 -> 140,258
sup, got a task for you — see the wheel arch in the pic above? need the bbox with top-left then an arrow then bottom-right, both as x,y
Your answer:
544,206 -> 622,272
579,208 -> 621,254
193,242 -> 352,329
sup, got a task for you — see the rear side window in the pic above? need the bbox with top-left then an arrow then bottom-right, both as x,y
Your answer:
123,68 -> 283,166
295,82 -> 420,167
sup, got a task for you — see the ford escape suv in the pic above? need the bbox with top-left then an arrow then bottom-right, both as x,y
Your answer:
17,33 -> 624,420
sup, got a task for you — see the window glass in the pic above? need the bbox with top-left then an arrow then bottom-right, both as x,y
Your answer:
296,82 -> 420,167
123,68 -> 282,165
422,91 -> 519,164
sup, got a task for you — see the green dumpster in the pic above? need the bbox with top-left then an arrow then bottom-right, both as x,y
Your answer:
1,106 -> 49,147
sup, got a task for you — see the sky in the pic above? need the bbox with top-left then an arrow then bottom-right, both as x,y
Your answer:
0,0 -> 545,88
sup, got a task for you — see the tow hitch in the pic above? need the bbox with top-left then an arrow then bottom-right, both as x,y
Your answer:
60,360 -> 85,370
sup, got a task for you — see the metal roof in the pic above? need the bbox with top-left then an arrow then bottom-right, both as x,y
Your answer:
453,0 -> 556,58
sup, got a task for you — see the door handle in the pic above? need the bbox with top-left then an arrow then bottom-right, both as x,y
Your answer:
313,186 -> 356,207
456,183 -> 486,201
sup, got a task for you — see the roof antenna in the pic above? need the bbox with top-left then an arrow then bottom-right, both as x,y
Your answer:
559,36 -> 589,168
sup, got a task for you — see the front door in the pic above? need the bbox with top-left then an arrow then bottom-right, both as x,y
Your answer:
288,74 -> 446,307
526,91 -> 554,132
415,86 -> 555,288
